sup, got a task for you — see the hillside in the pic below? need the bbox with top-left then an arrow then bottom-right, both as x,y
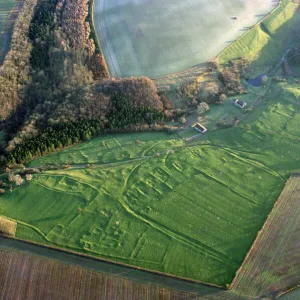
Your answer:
0,0 -> 300,297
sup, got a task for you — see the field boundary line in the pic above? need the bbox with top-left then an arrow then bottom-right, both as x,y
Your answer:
0,232 -> 226,289
0,215 -> 50,242
229,175 -> 292,293
275,285 -> 300,299
216,0 -> 283,63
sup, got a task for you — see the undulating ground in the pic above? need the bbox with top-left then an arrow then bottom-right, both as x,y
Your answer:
94,0 -> 275,77
218,0 -> 299,75
2,78 -> 300,285
1,0 -> 300,292
230,175 -> 300,299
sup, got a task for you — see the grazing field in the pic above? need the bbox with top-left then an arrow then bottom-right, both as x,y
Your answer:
2,132 -> 284,286
3,78 -> 300,287
28,132 -> 185,167
94,0 -> 275,77
2,0 -> 300,292
0,239 -> 244,299
230,175 -> 300,299
218,0 -> 300,75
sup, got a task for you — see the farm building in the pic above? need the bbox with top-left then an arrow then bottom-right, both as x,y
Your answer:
191,123 -> 207,134
233,99 -> 247,109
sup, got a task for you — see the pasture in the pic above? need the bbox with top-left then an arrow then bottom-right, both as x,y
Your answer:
94,0 -> 274,77
3,78 -> 300,287
1,0 -> 300,292
218,0 -> 300,75
230,175 -> 300,299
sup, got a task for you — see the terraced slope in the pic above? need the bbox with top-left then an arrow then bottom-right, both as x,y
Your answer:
218,0 -> 300,75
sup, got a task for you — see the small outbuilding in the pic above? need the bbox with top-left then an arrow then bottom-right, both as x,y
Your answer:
233,99 -> 247,109
191,123 -> 207,134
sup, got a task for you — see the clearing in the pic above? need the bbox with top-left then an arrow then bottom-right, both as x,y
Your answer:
94,0 -> 275,77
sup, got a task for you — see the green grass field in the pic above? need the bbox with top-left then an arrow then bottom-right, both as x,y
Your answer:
94,0 -> 274,77
1,0 -> 300,292
218,0 -> 300,76
4,79 -> 300,285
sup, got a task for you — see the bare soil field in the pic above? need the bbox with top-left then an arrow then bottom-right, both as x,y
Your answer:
230,175 -> 300,299
0,241 -> 243,300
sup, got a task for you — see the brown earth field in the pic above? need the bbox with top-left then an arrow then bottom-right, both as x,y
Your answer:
0,237 -> 246,300
230,174 -> 300,299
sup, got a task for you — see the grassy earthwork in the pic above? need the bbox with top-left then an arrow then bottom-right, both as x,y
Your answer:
1,0 -> 300,293
3,81 -> 300,285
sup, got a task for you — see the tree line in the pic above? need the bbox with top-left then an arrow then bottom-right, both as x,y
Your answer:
0,0 -> 169,166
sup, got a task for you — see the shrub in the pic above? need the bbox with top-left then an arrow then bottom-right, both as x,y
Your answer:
180,116 -> 187,124
0,216 -> 17,236
197,102 -> 210,115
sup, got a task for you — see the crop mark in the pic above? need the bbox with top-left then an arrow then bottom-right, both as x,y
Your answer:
191,166 -> 263,207
115,189 -> 236,266
221,148 -> 283,179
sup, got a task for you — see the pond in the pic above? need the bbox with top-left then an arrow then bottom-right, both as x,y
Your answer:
247,74 -> 267,87
94,0 -> 276,78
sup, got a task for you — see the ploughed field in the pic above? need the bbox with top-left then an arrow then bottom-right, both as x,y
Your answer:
231,175 -> 300,299
94,0 -> 275,77
0,240 -> 242,300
